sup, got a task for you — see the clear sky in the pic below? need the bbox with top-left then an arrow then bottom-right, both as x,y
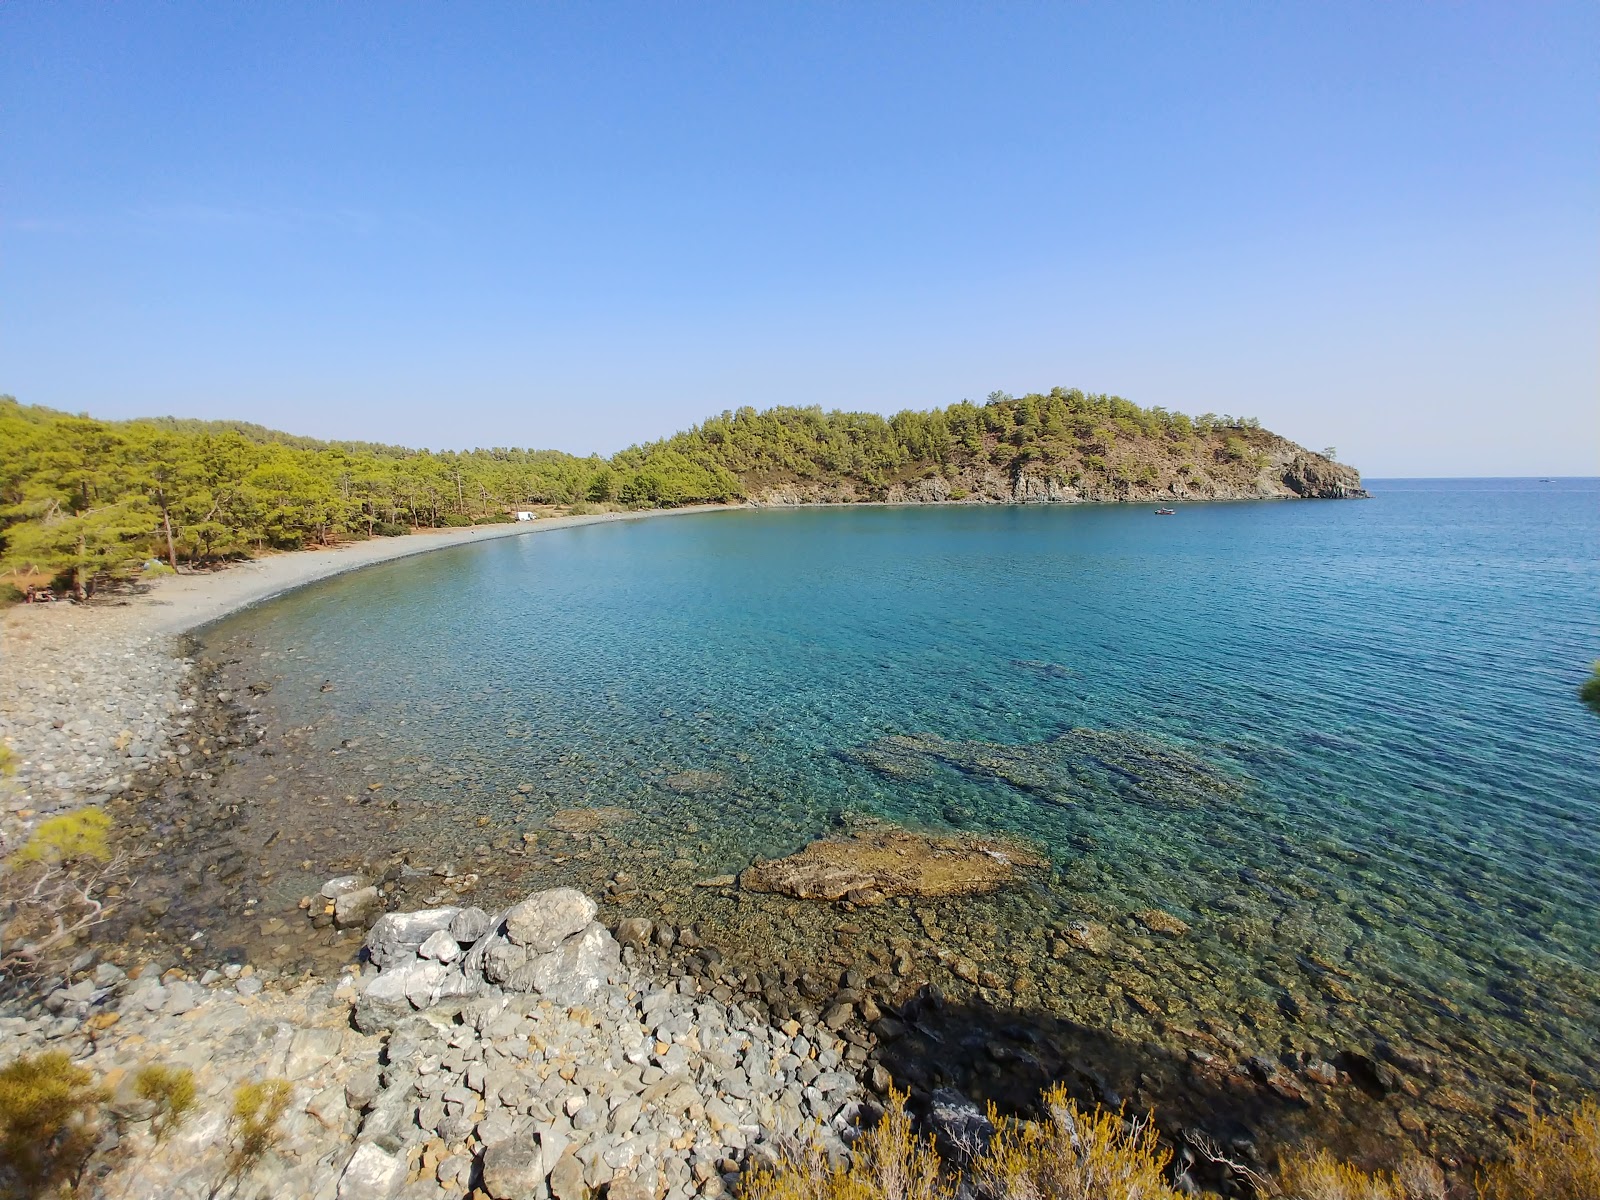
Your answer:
3,3 -> 1595,476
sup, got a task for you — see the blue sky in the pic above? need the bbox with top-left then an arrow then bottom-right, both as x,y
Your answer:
3,3 -> 1595,476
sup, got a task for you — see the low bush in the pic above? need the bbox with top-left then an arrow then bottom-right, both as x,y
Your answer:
373,521 -> 409,537
744,1088 -> 950,1200
0,1051 -> 106,1198
1276,1150 -> 1444,1199
10,807 -> 112,865
746,1088 -> 1599,1200
973,1086 -> 1186,1200
0,583 -> 22,606
439,513 -> 474,527
222,1079 -> 292,1187
133,1064 -> 196,1144
1580,663 -> 1600,716
1477,1098 -> 1600,1200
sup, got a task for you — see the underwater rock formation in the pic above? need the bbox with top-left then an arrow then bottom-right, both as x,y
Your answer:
738,823 -> 1048,902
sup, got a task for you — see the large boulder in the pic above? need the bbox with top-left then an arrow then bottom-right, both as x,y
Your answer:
481,1138 -> 545,1200
337,1143 -> 407,1199
482,922 -> 619,1004
365,907 -> 462,968
525,922 -> 618,1005
504,888 -> 596,952
355,959 -> 446,1033
334,885 -> 383,929
358,889 -> 618,1027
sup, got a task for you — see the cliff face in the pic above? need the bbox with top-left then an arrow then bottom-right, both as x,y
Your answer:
748,434 -> 1366,507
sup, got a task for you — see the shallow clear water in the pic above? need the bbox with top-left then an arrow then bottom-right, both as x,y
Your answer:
205,480 -> 1600,1137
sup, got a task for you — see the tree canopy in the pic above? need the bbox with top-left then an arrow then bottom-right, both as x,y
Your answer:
0,390 -> 1276,595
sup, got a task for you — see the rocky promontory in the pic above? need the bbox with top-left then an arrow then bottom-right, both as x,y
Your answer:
748,431 -> 1366,506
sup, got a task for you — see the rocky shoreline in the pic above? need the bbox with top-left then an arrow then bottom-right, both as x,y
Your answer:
0,502 -> 1564,1197
3,886 -> 870,1200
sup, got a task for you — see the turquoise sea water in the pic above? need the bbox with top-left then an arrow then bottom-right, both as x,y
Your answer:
207,480 -> 1600,1134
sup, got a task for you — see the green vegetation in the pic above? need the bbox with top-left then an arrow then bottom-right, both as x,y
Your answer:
0,391 -> 1293,595
1580,663 -> 1600,717
10,807 -> 112,866
133,1065 -> 197,1144
221,1079 -> 293,1189
0,1051 -> 106,1198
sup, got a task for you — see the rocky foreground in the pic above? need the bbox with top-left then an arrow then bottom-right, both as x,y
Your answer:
3,886 -> 868,1200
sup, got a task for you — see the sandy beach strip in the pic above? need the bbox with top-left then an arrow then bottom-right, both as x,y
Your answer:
130,503 -> 740,636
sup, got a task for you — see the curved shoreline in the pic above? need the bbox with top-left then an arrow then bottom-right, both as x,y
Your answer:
136,503 -> 743,636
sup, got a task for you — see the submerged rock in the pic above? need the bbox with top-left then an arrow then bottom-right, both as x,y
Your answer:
544,806 -> 631,835
662,768 -> 729,794
1137,908 -> 1191,937
738,823 -> 1048,901
845,726 -> 1244,809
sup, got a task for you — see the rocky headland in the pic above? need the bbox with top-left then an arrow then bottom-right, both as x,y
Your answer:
747,433 -> 1366,506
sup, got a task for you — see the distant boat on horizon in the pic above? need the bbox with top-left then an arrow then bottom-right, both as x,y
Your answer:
1155,507 -> 1176,515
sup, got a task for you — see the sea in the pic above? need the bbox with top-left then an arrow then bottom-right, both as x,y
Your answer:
198,478 -> 1599,1150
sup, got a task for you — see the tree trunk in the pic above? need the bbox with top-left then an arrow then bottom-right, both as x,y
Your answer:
160,493 -> 179,570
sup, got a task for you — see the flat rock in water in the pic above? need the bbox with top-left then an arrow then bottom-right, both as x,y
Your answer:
662,769 -> 728,794
738,824 -> 1047,901
544,806 -> 631,835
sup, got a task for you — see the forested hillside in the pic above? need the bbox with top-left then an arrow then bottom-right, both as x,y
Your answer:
0,390 -> 1359,597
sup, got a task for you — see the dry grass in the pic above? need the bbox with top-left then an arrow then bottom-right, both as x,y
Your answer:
971,1085 -> 1186,1200
134,1064 -> 197,1145
216,1078 -> 292,1195
745,1088 -> 1600,1200
743,1089 -> 952,1200
1276,1150 -> 1444,1200
743,1086 -> 1184,1200
1477,1098 -> 1600,1200
9,807 -> 112,865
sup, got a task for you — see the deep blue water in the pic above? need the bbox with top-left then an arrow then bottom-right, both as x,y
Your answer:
208,479 -> 1600,1111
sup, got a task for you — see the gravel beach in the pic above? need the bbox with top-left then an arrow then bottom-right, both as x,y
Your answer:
0,507 -> 732,842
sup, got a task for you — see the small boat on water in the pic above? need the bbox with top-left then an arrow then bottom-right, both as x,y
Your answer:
1155,507 -> 1175,515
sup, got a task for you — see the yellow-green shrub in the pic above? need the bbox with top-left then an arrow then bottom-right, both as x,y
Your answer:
134,1064 -> 196,1144
222,1079 -> 292,1187
0,1051 -> 107,1198
11,807 -> 112,866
